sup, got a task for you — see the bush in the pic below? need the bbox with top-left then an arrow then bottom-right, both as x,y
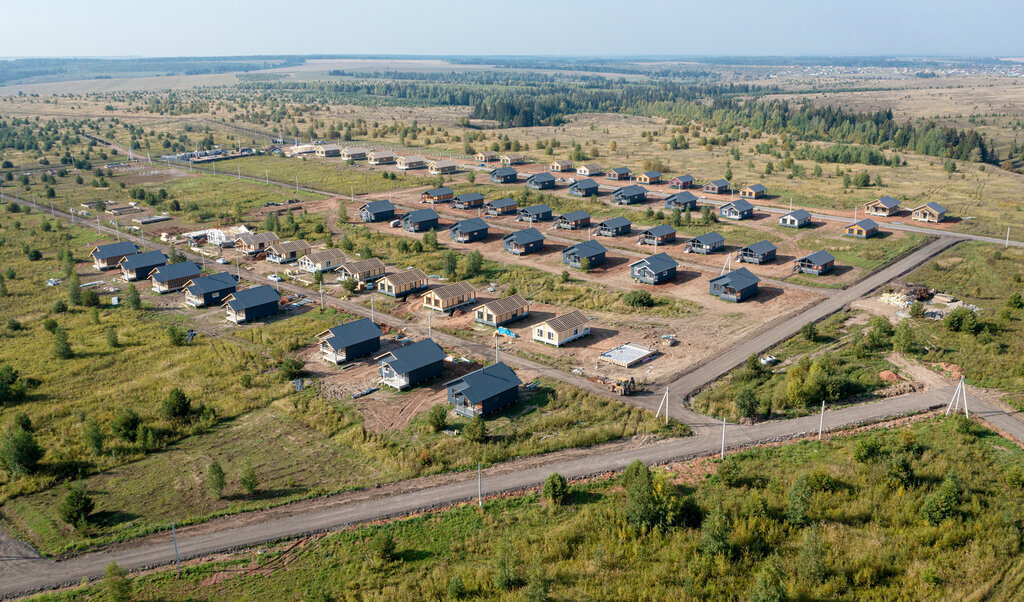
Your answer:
278,357 -> 304,381
909,301 -> 925,318
240,464 -> 259,495
800,321 -> 818,341
112,409 -> 141,442
462,414 -> 487,442
50,299 -> 67,314
786,477 -> 812,526
750,555 -> 788,602
623,290 -> 654,308
492,540 -> 521,591
12,412 -> 31,432
699,504 -> 731,557
797,526 -> 826,584
58,484 -> 95,525
83,418 -> 104,455
162,388 -> 191,421
103,561 -> 131,602
920,474 -> 961,525
886,454 -> 914,490
944,306 -> 977,334
81,288 -> 100,307
52,327 -> 73,359
736,387 -> 758,419
105,325 -> 119,348
854,436 -> 883,463
542,472 -> 569,506
0,426 -> 43,477
426,404 -> 447,432
6,318 -> 21,331
166,325 -> 187,346
126,284 -> 141,309
370,531 -> 397,563
207,460 -> 226,498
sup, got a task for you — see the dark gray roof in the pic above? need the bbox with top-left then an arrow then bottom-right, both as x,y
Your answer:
784,209 -> 811,221
570,178 -> 598,190
875,196 -> 900,209
746,183 -> 767,193
487,198 -> 518,209
566,240 -> 606,259
632,252 -> 678,273
227,285 -> 280,311
709,179 -> 730,187
923,201 -> 947,213
693,232 -> 725,246
671,174 -> 695,182
491,166 -> 518,177
615,184 -> 647,197
120,250 -> 167,270
451,217 -> 488,234
610,167 -> 631,175
850,218 -> 879,230
724,199 -> 753,212
444,362 -> 521,403
380,339 -> 446,374
186,272 -> 237,295
744,240 -> 777,255
645,224 -> 677,237
528,172 -> 555,183
362,199 -> 395,213
324,318 -> 382,350
521,204 -> 552,216
599,216 -> 632,229
424,187 -> 453,196
404,208 -> 439,223
454,193 -> 484,204
710,267 -> 760,289
560,210 -> 590,221
642,171 -> 661,179
503,228 -> 545,245
150,261 -> 200,283
666,191 -> 698,204
798,250 -> 836,265
92,241 -> 138,259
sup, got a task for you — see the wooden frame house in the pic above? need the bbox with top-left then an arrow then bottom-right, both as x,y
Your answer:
637,171 -> 661,185
266,240 -> 311,264
224,285 -> 280,324
720,199 -> 754,220
489,166 -> 518,183
685,232 -> 725,254
779,209 -> 811,228
298,248 -> 346,273
422,280 -> 476,313
401,209 -> 440,232
664,191 -> 698,211
569,178 -> 599,197
340,147 -> 368,161
737,240 -> 777,265
318,318 -> 381,365
421,187 -> 454,204
613,184 -> 648,205
377,339 -> 446,390
864,196 -> 901,217
562,240 -> 607,268
596,216 -> 632,237
339,257 -> 386,282
549,159 -> 574,172
668,175 -> 695,189
484,198 -> 518,216
533,310 -> 591,347
359,200 -> 396,223
475,151 -> 498,163
452,193 -> 485,210
428,159 -> 457,175
606,167 -> 631,181
637,224 -> 677,246
517,204 -> 552,222
500,153 -> 524,166
845,218 -> 879,239
709,268 -> 760,302
377,268 -> 428,298
149,261 -> 201,293
235,232 -> 280,255
576,163 -> 602,176
702,179 -> 730,194
118,250 -> 167,281
739,184 -> 767,199
184,272 -> 236,308
449,217 -> 489,243
526,172 -> 556,190
446,362 -> 521,418
502,228 -> 545,255
367,150 -> 395,165
397,155 -> 426,170
91,241 -> 138,270
474,294 -> 530,327
911,202 -> 948,223
794,250 -> 835,275
630,253 -> 678,285
556,210 -> 591,230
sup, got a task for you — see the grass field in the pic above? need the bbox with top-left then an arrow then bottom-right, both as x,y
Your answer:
40,416 -> 1024,600
226,155 -> 434,196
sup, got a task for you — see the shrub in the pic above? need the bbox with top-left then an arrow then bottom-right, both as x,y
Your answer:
112,409 -> 140,442
886,454 -> 914,490
166,325 -> 187,346
909,301 -> 925,318
854,436 -> 883,463
462,414 -> 487,442
736,387 -> 758,419
162,388 -> 191,421
699,504 -> 731,557
126,284 -> 141,309
103,561 -> 131,602
370,531 -> 397,563
6,318 -> 21,332
58,484 -> 95,525
797,525 -> 826,584
240,464 -> 259,495
278,357 -> 304,381
105,325 -> 119,348
12,412 -> 32,432
800,321 -> 817,341
446,575 -> 466,599
622,290 -> 654,308
81,288 -> 100,307
920,474 -> 961,525
750,555 -> 788,602
786,477 -> 812,526
52,327 -> 73,359
492,540 -> 521,591
426,404 -> 447,432
0,426 -> 43,477
207,460 -> 226,498
944,306 -> 977,334
83,418 -> 104,455
542,472 -> 569,506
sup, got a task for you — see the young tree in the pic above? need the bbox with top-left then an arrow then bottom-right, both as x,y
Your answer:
462,414 -> 487,443
240,464 -> 259,496
162,388 -> 191,421
797,525 -> 827,585
736,386 -> 759,419
542,472 -> 569,506
578,257 -> 591,273
52,327 -> 73,359
207,460 -> 226,499
492,539 -> 521,591
800,321 -> 817,341
892,320 -> 916,353
699,504 -> 731,557
112,409 -> 141,442
103,561 -> 131,602
464,250 -> 483,278
523,556 -> 548,602
426,404 -> 447,432
750,555 -> 788,602
105,325 -> 119,348
83,418 -> 104,455
0,275 -> 7,297
126,283 -> 141,310
58,484 -> 95,525
442,250 -> 459,279
0,426 -> 44,477
67,271 -> 81,305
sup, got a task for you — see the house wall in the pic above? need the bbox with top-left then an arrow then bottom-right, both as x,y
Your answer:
405,361 -> 444,388
153,275 -> 194,293
235,301 -> 278,323
533,322 -> 589,346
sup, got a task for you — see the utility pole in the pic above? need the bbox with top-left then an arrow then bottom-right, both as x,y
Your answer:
371,295 -> 375,323
265,169 -> 269,184
319,281 -> 324,311
818,399 -> 826,440
427,312 -> 432,338
494,336 -> 499,363
477,462 -> 482,507
235,257 -> 240,279
1007,227 -> 1011,249
720,417 -> 726,459
172,522 -> 181,578
49,200 -> 54,217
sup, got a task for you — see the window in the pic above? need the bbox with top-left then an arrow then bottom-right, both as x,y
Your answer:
536,328 -> 543,337
548,332 -> 554,340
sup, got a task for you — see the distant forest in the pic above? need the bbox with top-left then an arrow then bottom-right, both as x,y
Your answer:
0,57 -> 305,85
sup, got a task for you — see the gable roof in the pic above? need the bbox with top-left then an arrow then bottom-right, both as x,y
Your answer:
404,208 -> 439,223
670,174 -> 695,182
481,294 -> 529,315
226,285 -> 280,310
444,362 -> 521,403
559,210 -> 590,221
570,178 -> 599,190
400,154 -> 426,163
609,167 -> 631,175
428,280 -> 476,301
630,252 -> 678,273
544,310 -> 589,333
693,232 -> 725,246
566,240 -> 607,259
528,172 -> 555,183
150,261 -> 200,283
451,217 -> 489,234
579,163 -> 601,171
849,218 -> 879,230
666,191 -> 698,204
368,150 -> 394,158
424,187 -> 453,197
783,209 -> 811,221
501,153 -> 524,160
92,241 -> 138,259
744,240 -> 777,255
745,183 -> 767,193
724,198 -> 753,212
550,160 -> 573,167
873,195 -> 901,209
236,231 -> 279,246
342,257 -> 386,274
797,250 -> 836,265
615,184 -> 647,197
919,201 -> 947,213
521,203 -> 552,216
644,224 -> 677,237
708,179 -> 730,188
384,268 -> 428,286
486,198 -> 518,209
379,339 -> 446,374
430,159 -> 457,169
267,240 -> 312,255
503,228 -> 545,245
490,166 -> 518,177
642,171 -> 661,179
453,192 -> 484,204
185,272 -> 237,295
342,146 -> 368,155
710,267 -> 761,289
361,199 -> 395,214
305,248 -> 347,264
322,318 -> 382,350
599,216 -> 632,229
119,250 -> 167,269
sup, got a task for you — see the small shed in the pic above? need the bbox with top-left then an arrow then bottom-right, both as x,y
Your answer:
423,281 -> 476,313
613,184 -> 647,205
864,196 -> 901,217
449,217 -> 489,243
184,272 -> 237,308
298,249 -> 347,273
637,224 -> 677,246
668,175 -> 695,189
485,198 -> 518,216
91,241 -> 139,270
569,178 -> 599,197
526,172 -> 556,190
266,240 -> 311,264
702,179 -> 730,194
489,166 -> 518,184
500,154 -> 524,166
318,318 -> 381,364
401,209 -> 440,232
596,216 -> 632,237
119,250 -> 167,281
845,218 -> 879,239
577,163 -> 602,176
474,294 -> 530,327
912,202 -> 947,223
607,167 -> 631,181
630,252 -> 678,285
377,268 -> 428,298
637,171 -> 661,185
709,268 -> 760,302
447,362 -> 522,417
549,160 -> 574,172
339,257 -> 386,282
452,193 -> 485,210
556,210 -> 591,230
533,310 -> 591,347
664,191 -> 698,211
779,209 -> 811,228
720,199 -> 754,220
428,159 -> 458,175
739,184 -> 767,199
686,232 -> 725,254
475,151 -> 498,163
377,339 -> 446,390
397,155 -> 426,170
794,250 -> 836,275
517,204 -> 553,222
503,228 -> 545,255
149,261 -> 201,293
359,200 -> 396,223
737,240 -> 777,264
224,285 -> 281,324
367,150 -> 395,165
563,240 -> 607,269
421,187 -> 454,204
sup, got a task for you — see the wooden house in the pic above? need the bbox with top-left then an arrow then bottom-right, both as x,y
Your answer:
702,179 -> 730,194
607,167 -> 631,181
150,261 -> 201,293
845,218 -> 879,239
502,228 -> 545,255
359,200 -> 396,223
668,175 -> 695,189
339,257 -> 386,282
664,191 -> 698,211
401,209 -> 440,232
500,154 -> 524,166
637,171 -> 662,185
446,362 -> 521,417
421,187 -> 454,204
449,217 -> 489,243
119,250 -> 167,281
377,268 -> 428,298
517,204 -> 552,222
533,310 -> 591,347
423,280 -> 476,313
474,294 -> 530,327
452,193 -> 485,210
556,210 -> 591,230
569,178 -> 599,197
340,147 -> 368,161
318,318 -> 381,365
630,253 -> 678,285
709,268 -> 760,302
235,232 -> 279,255
720,199 -> 754,220
397,155 -> 426,170
613,185 -> 648,205
526,172 -> 556,190
737,240 -> 777,265
484,198 -> 518,216
864,196 -> 901,217
596,216 -> 632,237
377,339 -> 446,390
266,240 -> 311,264
298,248 -> 347,273
779,209 -> 812,228
563,240 -> 606,268
686,232 -> 725,254
549,160 -> 574,172
794,250 -> 835,275
475,151 -> 498,163
184,272 -> 236,308
91,241 -> 138,270
367,150 -> 395,165
428,159 -> 457,175
739,184 -> 767,199
489,166 -> 518,183
577,163 -> 602,176
224,285 -> 280,324
912,202 -> 947,223
315,143 -> 341,157
637,224 -> 677,246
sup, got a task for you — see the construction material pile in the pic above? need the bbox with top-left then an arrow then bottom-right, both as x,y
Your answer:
879,291 -> 912,307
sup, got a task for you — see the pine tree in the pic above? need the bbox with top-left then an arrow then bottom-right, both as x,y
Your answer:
749,555 -> 787,602
52,327 -> 73,359
797,525 -> 826,584
126,283 -> 141,309
67,271 -> 81,305
207,460 -> 226,498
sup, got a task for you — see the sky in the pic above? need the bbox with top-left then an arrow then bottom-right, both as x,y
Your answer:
2,0 -> 1022,58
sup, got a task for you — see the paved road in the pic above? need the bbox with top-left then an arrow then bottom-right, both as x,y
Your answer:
2,384 -> 1021,597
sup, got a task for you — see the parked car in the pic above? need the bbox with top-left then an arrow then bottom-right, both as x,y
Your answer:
268,274 -> 282,282
216,258 -> 229,264
759,355 -> 778,366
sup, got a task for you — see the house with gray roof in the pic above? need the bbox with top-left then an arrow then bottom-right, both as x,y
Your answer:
446,362 -> 522,417
318,318 -> 381,364
737,240 -> 777,264
637,224 -> 677,246
91,241 -> 139,270
184,272 -> 237,308
526,172 -> 556,190
502,228 -> 545,255
607,167 -> 631,181
596,216 -> 632,237
556,210 -> 591,230
569,178 -> 599,197
224,285 -> 281,323
794,250 -> 836,275
779,209 -> 812,228
563,240 -> 607,269
613,184 -> 647,205
119,250 -> 167,281
720,198 -> 754,220
149,261 -> 201,293
709,268 -> 760,302
630,253 -> 679,285
485,198 -> 518,216
359,200 -> 396,223
449,217 -> 489,243
401,209 -> 440,232
686,232 -> 725,254
489,166 -> 518,184
702,179 -> 730,194
664,191 -> 698,211
452,193 -> 485,210
517,204 -> 552,222
378,339 -> 446,389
